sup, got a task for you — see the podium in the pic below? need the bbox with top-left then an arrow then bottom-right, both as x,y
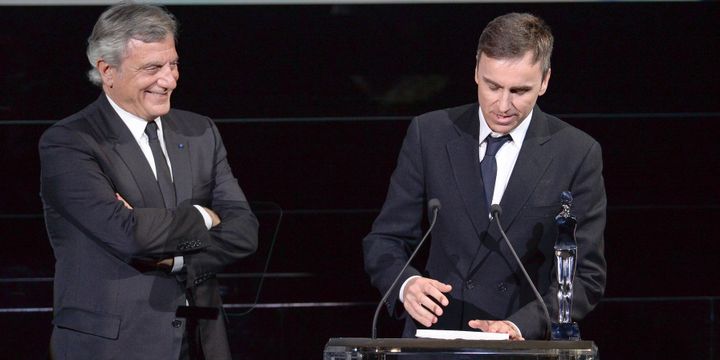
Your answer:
324,338 -> 598,359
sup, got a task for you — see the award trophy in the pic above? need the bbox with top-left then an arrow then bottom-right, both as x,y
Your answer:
551,191 -> 581,340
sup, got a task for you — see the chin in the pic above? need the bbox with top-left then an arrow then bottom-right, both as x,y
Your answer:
147,105 -> 171,118
489,123 -> 517,134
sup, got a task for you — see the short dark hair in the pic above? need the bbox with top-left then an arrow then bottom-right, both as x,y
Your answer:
86,2 -> 178,86
477,13 -> 553,77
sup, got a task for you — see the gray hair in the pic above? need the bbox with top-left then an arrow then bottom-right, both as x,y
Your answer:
86,2 -> 178,86
477,13 -> 553,78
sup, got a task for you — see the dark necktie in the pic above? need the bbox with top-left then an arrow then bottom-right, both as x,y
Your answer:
481,134 -> 511,210
144,121 -> 176,209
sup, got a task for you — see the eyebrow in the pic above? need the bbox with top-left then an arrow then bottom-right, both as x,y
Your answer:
482,76 -> 533,92
136,59 -> 178,72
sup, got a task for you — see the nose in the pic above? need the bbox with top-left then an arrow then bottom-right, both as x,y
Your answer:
157,64 -> 178,90
498,91 -> 512,113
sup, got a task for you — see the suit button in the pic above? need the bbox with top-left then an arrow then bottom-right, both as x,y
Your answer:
496,282 -> 508,292
466,280 -> 474,289
172,320 -> 182,328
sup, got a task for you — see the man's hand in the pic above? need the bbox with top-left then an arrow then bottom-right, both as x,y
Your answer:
402,277 -> 452,327
468,320 -> 524,340
201,206 -> 221,227
156,258 -> 174,271
116,193 -> 132,209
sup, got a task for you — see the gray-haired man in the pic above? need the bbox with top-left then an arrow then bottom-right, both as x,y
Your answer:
40,3 -> 258,359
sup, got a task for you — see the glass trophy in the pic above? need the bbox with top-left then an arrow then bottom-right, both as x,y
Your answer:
551,191 -> 581,340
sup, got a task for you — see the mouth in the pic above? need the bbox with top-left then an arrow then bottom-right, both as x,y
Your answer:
493,113 -> 516,122
145,89 -> 170,97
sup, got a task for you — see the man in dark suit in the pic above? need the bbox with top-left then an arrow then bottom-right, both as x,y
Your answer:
39,3 -> 258,359
363,13 -> 606,340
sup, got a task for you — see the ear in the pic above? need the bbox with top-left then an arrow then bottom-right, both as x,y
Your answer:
538,68 -> 551,96
97,59 -> 114,87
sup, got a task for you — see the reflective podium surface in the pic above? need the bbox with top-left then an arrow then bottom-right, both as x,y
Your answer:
324,338 -> 598,359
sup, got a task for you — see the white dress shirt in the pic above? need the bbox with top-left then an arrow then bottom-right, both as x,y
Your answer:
478,107 -> 533,208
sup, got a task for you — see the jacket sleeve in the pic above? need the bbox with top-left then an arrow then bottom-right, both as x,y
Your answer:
183,119 -> 259,288
363,118 -> 426,317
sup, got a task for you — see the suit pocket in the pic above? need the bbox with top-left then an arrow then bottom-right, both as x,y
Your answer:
53,307 -> 121,340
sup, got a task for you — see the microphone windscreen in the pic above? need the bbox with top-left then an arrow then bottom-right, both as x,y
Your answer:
490,204 -> 503,216
428,198 -> 441,211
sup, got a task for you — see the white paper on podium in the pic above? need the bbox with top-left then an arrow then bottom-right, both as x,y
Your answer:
415,329 -> 510,341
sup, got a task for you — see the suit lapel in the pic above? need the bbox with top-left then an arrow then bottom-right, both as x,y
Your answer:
162,112 -> 192,205
490,106 -> 554,239
447,105 -> 491,240
94,95 -> 166,208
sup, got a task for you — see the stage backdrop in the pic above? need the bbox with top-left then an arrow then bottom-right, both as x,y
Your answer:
0,2 -> 718,359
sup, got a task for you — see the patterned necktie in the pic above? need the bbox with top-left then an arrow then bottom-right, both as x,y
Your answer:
144,121 -> 176,209
481,134 -> 511,210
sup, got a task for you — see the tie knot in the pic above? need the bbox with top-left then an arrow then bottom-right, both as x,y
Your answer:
485,134 -> 511,157
144,121 -> 159,141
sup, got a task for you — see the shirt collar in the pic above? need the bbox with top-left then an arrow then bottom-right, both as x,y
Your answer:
106,94 -> 162,142
478,105 -> 533,148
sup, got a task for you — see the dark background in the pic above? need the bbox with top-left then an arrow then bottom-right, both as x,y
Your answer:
1,2 -> 719,359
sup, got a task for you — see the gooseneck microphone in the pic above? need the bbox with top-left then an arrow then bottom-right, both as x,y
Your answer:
371,198 -> 442,339
490,204 -> 552,339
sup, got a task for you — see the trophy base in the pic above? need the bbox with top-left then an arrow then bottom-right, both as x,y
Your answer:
551,322 -> 581,340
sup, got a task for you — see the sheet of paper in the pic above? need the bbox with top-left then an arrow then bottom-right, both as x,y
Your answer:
416,329 -> 510,341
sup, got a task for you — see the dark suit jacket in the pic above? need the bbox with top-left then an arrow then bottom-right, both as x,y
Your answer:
40,95 -> 259,359
363,103 -> 606,339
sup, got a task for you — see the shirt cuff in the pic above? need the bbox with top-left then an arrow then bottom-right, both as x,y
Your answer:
398,275 -> 421,303
504,320 -> 523,339
171,256 -> 184,273
193,205 -> 213,230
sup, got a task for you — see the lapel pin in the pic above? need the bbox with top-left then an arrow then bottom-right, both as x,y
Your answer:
178,143 -> 185,149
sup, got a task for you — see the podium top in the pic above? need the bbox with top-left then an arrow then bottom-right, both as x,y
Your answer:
325,338 -> 598,357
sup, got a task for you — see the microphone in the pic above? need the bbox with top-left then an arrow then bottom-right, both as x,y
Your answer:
371,198 -> 441,339
490,204 -> 552,339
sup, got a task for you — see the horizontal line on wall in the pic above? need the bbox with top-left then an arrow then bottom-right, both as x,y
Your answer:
0,307 -> 53,313
1,112 -> 719,126
217,272 -> 315,279
1,205 -> 718,220
224,301 -> 376,309
1,296 -> 717,313
600,296 -> 720,303
217,116 -> 410,123
0,302 -> 376,314
0,272 -> 316,283
0,277 -> 53,283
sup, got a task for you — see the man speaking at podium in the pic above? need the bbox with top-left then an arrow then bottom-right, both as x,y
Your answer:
363,13 -> 606,340
39,3 -> 258,359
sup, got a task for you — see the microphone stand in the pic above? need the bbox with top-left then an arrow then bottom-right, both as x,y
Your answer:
491,204 -> 552,340
371,199 -> 441,339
